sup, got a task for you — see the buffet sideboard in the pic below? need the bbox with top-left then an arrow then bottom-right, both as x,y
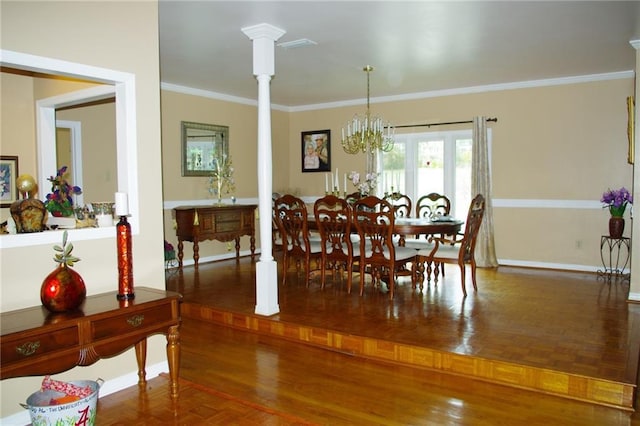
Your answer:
174,204 -> 257,268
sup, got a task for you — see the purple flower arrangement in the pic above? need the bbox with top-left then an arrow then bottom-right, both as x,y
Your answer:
601,187 -> 633,217
44,166 -> 82,217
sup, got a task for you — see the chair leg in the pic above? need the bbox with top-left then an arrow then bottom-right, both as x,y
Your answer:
320,256 -> 326,289
281,253 -> 288,286
346,259 -> 353,294
470,259 -> 478,292
458,261 -> 467,297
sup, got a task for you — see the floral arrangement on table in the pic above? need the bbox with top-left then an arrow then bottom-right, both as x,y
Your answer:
348,171 -> 379,196
208,154 -> 235,204
601,187 -> 633,217
44,166 -> 82,217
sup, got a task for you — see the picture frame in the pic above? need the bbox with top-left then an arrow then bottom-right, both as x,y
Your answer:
182,121 -> 229,177
301,130 -> 331,173
628,96 -> 635,165
0,156 -> 19,207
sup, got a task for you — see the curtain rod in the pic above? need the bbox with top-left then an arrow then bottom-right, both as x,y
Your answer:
395,117 -> 497,129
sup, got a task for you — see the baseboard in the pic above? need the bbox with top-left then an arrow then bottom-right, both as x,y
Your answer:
0,361 -> 168,426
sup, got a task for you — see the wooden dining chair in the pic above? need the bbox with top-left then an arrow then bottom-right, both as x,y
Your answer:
313,195 -> 358,292
413,192 -> 453,275
415,193 -> 451,219
384,192 -> 412,218
271,192 -> 284,253
416,194 -> 485,296
274,194 -> 322,287
353,196 -> 418,299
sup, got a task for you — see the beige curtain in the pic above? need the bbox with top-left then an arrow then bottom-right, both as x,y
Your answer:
472,116 -> 499,267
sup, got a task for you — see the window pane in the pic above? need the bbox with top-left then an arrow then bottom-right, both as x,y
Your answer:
454,138 -> 472,218
416,140 -> 444,197
382,142 -> 405,194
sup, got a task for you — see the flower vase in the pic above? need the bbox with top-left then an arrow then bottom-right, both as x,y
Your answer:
609,216 -> 625,239
217,178 -> 223,205
40,263 -> 86,312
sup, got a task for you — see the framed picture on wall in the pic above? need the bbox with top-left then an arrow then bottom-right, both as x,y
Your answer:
301,130 -> 331,173
0,156 -> 19,207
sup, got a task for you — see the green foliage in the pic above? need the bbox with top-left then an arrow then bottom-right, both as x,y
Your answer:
53,230 -> 80,267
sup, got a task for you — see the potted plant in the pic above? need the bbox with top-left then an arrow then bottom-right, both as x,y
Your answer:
44,166 -> 82,217
601,187 -> 633,238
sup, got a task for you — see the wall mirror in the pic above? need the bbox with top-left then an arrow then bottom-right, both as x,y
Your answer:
182,121 -> 229,177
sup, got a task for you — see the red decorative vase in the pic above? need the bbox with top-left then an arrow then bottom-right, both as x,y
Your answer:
609,216 -> 625,239
40,264 -> 86,312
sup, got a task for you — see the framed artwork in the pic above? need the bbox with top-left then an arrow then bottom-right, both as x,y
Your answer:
301,130 -> 331,173
182,121 -> 229,176
0,156 -> 19,207
628,96 -> 635,165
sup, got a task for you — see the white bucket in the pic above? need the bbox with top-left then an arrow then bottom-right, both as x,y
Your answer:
21,379 -> 103,426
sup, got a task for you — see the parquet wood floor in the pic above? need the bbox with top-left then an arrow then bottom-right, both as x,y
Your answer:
97,319 -> 640,425
165,257 -> 640,410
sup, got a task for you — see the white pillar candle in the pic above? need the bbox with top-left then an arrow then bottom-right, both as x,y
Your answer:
115,192 -> 129,216
331,172 -> 334,191
335,168 -> 339,191
325,174 -> 329,192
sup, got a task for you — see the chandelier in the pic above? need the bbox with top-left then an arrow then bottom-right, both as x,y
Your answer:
341,65 -> 395,155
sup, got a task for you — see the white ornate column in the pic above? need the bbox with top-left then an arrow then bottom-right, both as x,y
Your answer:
242,23 -> 285,315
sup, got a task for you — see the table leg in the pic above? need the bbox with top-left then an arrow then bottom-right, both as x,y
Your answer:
250,233 -> 256,259
135,339 -> 147,388
177,239 -> 184,269
193,238 -> 200,269
235,237 -> 241,261
167,324 -> 181,400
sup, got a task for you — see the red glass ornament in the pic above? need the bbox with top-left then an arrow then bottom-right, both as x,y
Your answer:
40,264 -> 86,312
117,216 -> 135,300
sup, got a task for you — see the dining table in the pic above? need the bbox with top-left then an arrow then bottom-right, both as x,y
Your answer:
304,212 -> 464,286
392,217 -> 464,246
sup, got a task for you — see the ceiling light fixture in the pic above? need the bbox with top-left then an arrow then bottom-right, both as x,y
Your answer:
341,66 -> 395,163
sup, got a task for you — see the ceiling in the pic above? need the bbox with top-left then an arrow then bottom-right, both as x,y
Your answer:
158,1 -> 640,108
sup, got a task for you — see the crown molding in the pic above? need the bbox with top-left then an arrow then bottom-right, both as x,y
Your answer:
161,70 -> 635,113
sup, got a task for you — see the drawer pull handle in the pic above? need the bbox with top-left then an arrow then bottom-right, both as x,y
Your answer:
16,341 -> 40,357
126,314 -> 145,327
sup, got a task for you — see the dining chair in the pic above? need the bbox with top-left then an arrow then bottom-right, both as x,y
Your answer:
384,192 -> 412,218
271,192 -> 284,253
415,193 -> 451,219
416,194 -> 485,296
413,192 -> 453,276
353,196 -> 418,299
313,195 -> 358,292
345,192 -> 363,206
273,194 -> 322,287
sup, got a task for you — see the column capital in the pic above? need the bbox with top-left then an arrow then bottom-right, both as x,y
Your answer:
242,23 -> 286,76
241,23 -> 286,42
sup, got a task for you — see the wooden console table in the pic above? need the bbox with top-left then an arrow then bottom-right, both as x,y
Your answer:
174,204 -> 257,268
0,287 -> 181,399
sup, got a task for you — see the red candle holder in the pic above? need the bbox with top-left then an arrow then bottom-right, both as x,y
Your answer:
116,215 -> 135,300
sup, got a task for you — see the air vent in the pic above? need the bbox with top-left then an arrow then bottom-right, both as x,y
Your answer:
277,39 -> 317,50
